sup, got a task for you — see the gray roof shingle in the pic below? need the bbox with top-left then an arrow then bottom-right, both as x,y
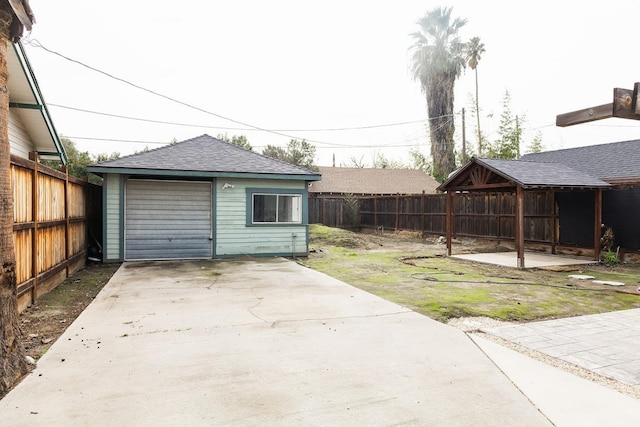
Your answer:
478,158 -> 610,188
520,139 -> 640,181
88,134 -> 321,178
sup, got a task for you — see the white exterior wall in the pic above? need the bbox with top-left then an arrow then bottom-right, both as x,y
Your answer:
8,109 -> 32,159
104,174 -> 122,261
215,178 -> 308,257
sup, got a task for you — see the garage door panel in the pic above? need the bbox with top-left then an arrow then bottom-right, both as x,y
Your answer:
125,180 -> 213,260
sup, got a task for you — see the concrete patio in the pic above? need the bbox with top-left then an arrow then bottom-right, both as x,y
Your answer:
452,251 -> 597,268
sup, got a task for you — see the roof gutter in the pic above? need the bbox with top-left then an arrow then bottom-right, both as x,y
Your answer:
12,42 -> 67,164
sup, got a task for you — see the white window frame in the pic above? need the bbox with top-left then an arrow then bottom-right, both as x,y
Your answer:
251,192 -> 302,224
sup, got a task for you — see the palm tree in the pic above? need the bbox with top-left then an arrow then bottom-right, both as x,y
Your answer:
465,36 -> 485,156
410,7 -> 467,182
0,0 -> 34,394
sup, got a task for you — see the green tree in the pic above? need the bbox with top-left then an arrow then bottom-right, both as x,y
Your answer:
465,37 -> 485,155
409,148 -> 431,173
371,152 -> 406,169
410,7 -> 468,182
262,139 -> 318,171
43,138 -> 120,184
527,131 -> 544,154
0,0 -> 35,394
216,133 -> 253,151
487,90 -> 523,159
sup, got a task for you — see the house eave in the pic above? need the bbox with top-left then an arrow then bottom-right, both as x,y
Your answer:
86,166 -> 322,181
10,42 -> 67,164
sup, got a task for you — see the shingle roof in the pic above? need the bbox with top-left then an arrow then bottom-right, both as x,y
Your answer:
477,158 -> 610,188
440,157 -> 611,191
310,166 -> 439,195
520,139 -> 640,182
88,134 -> 321,179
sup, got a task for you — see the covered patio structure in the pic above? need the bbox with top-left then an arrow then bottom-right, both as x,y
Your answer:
438,158 -> 611,268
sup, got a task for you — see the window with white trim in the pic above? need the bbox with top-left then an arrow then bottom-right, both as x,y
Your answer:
252,193 -> 302,224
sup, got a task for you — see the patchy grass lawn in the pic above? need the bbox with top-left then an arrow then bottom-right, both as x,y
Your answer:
302,225 -> 640,322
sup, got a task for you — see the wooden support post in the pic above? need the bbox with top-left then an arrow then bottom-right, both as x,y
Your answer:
29,152 -> 38,304
446,191 -> 452,256
515,186 -> 525,268
496,192 -> 502,244
613,88 -> 640,120
551,190 -> 557,255
594,188 -> 602,261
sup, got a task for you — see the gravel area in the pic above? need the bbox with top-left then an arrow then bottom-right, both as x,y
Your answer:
447,317 -> 640,400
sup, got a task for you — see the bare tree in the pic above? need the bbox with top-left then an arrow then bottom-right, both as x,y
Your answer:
0,0 -> 34,394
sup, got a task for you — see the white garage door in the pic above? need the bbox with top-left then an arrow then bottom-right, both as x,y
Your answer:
125,179 -> 213,260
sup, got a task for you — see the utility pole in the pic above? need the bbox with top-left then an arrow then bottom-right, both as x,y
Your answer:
515,115 -> 520,159
461,108 -> 467,164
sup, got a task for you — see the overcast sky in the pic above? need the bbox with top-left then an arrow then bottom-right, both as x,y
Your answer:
21,0 -> 640,167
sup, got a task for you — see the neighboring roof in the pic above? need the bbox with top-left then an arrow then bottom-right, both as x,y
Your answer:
439,157 -> 611,191
520,139 -> 640,183
87,134 -> 321,181
8,42 -> 66,163
310,166 -> 439,195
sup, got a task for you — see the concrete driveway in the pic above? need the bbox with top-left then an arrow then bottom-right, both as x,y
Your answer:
1,258 -> 556,426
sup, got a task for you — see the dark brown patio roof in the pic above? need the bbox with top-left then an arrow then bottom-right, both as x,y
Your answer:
438,158 -> 611,192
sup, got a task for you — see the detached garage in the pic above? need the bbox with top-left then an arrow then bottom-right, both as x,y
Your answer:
88,135 -> 321,261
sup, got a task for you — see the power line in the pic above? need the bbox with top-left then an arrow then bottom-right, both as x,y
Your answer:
49,103 -> 430,132
65,135 -> 427,150
24,39 -> 341,147
26,39 -> 438,148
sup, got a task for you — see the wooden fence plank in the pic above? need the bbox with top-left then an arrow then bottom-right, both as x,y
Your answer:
311,190 -> 557,246
11,154 -> 102,312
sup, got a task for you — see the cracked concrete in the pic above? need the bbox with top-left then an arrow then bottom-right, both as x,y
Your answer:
0,258 -> 567,425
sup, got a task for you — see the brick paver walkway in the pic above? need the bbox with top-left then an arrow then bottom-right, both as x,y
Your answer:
483,309 -> 640,385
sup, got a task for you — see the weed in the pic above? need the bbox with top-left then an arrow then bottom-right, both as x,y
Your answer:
601,251 -> 620,267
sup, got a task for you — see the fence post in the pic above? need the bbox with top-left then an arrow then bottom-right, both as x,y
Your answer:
421,191 -> 425,236
395,194 -> 400,230
28,152 -> 38,304
63,165 -> 70,276
374,196 -> 378,230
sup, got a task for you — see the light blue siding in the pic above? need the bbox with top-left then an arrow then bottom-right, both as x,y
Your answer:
104,174 -> 121,261
215,179 -> 309,257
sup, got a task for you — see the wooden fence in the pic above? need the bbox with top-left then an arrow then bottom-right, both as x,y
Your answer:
310,191 -> 557,244
11,154 -> 102,312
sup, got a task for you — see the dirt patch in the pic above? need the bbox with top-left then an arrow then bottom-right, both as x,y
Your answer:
305,225 -> 640,322
20,262 -> 121,361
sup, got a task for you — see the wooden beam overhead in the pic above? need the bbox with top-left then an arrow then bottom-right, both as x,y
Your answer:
556,103 -> 612,127
557,83 -> 640,127
446,182 -> 516,191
